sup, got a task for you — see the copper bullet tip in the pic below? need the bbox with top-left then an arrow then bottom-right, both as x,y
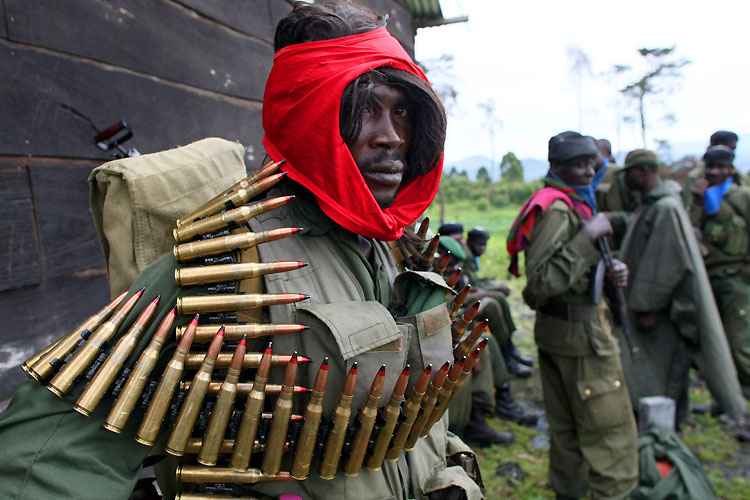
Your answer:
136,287 -> 145,296
321,357 -> 329,370
298,355 -> 311,364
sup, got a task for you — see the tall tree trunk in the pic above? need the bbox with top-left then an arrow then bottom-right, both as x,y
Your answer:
639,93 -> 646,148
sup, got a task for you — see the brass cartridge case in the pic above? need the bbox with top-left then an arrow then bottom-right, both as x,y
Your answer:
177,293 -> 308,315
386,367 -> 432,461
319,393 -> 353,480
451,301 -> 480,340
173,227 -> 299,262
366,367 -> 409,471
261,353 -> 298,477
176,465 -> 295,484
185,353 -> 303,370
185,438 -> 263,455
454,321 -> 486,360
344,366 -> 385,477
75,298 -> 159,416
231,345 -> 272,471
173,196 -> 292,243
175,261 -> 304,287
29,290 -> 128,382
291,358 -> 329,480
48,290 -> 144,397
178,322 -> 307,343
181,381 -> 306,396
422,360 -> 464,437
449,285 -> 471,320
22,338 -> 61,379
404,383 -> 443,451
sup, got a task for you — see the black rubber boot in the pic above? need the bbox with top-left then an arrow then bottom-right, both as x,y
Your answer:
509,340 -> 534,366
495,382 -> 538,426
503,344 -> 533,379
462,405 -> 515,448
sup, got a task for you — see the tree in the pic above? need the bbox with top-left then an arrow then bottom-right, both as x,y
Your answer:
567,45 -> 592,132
500,152 -> 524,182
476,166 -> 490,182
615,47 -> 690,147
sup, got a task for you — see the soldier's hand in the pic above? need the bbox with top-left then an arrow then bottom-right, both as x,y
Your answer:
691,178 -> 709,199
637,312 -> 657,332
607,259 -> 628,288
580,213 -> 613,241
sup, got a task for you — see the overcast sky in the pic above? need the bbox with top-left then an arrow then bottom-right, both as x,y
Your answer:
414,0 -> 749,165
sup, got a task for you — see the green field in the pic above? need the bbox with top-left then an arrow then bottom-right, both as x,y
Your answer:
429,196 -> 750,499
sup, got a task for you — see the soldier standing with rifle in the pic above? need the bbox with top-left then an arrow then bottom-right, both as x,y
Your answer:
508,131 -> 638,500
0,2 -> 482,499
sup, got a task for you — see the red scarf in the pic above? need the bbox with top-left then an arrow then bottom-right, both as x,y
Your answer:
262,28 -> 443,241
506,186 -> 592,277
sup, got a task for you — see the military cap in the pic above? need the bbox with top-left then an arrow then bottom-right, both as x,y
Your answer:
709,130 -> 738,147
467,227 -> 490,242
703,145 -> 735,165
438,235 -> 467,261
438,222 -> 464,237
623,149 -> 659,169
548,131 -> 598,162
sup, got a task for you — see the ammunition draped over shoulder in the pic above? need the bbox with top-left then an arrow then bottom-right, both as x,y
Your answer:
291,358 -> 329,480
26,291 -> 128,383
136,314 -> 199,446
173,227 -> 301,262
451,301 -> 480,340
48,289 -> 145,397
177,293 -> 309,315
185,352 -> 308,370
176,170 -> 286,228
434,253 -> 451,275
75,296 -> 160,416
449,285 -> 471,320
231,342 -> 273,471
104,307 -> 177,433
167,327 -> 225,456
417,217 -> 430,240
444,340 -> 488,412
404,362 -> 450,451
386,366 -> 432,461
177,465 -> 296,484
422,358 -> 465,436
175,261 -> 306,287
198,336 -> 246,465
181,381 -> 307,396
178,322 -> 307,343
367,366 -> 409,471
454,321 -> 487,360
261,352 -> 299,477
422,235 -> 440,265
319,363 -> 357,480
445,268 -> 462,289
344,365 -> 386,477
173,196 -> 293,243
186,438 -> 263,455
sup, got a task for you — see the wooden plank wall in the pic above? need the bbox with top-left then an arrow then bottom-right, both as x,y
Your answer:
0,0 -> 416,402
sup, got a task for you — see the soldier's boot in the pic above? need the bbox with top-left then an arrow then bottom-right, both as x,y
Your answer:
462,405 -> 515,448
502,344 -> 533,379
508,339 -> 534,367
495,382 -> 538,426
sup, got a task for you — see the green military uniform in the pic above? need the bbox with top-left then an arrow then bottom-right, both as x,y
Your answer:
0,181 -> 481,500
595,164 -> 640,250
523,198 -> 638,500
620,180 -> 746,422
689,182 -> 750,401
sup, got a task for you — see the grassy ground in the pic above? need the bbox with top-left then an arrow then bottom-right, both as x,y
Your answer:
428,200 -> 750,499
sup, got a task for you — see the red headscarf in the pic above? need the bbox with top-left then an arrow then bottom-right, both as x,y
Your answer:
262,28 -> 444,241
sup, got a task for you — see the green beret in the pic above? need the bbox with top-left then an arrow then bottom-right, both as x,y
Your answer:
704,145 -> 734,165
548,131 -> 598,162
438,236 -> 467,261
624,149 -> 659,169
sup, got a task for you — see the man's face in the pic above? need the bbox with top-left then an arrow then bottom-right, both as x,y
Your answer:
349,83 -> 413,209
624,166 -> 643,191
468,239 -> 486,257
553,157 -> 596,186
705,162 -> 732,186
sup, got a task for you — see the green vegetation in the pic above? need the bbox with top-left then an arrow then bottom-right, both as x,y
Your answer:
430,178 -> 750,499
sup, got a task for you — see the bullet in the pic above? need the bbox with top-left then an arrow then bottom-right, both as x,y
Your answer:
403,362 -> 450,451
444,339 -> 488,411
177,293 -> 309,315
180,381 -> 307,396
135,314 -> 199,446
422,235 -> 440,266
434,252 -> 451,275
417,217 -> 430,240
386,366 -> 432,461
231,342 -> 272,471
28,290 -> 128,383
75,296 -> 160,416
451,301 -> 481,340
422,358 -> 465,436
197,335 -> 246,465
48,289 -> 145,397
445,268 -> 462,289
177,322 -> 307,343
319,363 -> 357,480
367,365 -> 409,471
186,438 -> 263,455
453,320 -> 487,360
173,196 -> 293,243
449,285 -> 471,320
175,261 -> 306,287
185,352 -> 309,370
344,365 -> 386,477
176,171 -> 286,227
166,326 -> 225,456
291,358 -> 329,480
173,227 -> 301,262
261,352 -> 299,477
104,307 -> 177,433
177,465 -> 296,484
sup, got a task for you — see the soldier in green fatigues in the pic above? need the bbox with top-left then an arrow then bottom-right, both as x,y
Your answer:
594,138 -> 640,250
688,145 -> 750,402
0,3 -> 483,499
618,149 -> 746,430
509,131 -> 638,500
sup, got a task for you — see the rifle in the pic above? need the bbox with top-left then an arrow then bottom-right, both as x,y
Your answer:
596,237 -> 639,360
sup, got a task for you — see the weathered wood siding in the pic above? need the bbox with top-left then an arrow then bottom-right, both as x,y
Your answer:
0,0 -> 416,401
